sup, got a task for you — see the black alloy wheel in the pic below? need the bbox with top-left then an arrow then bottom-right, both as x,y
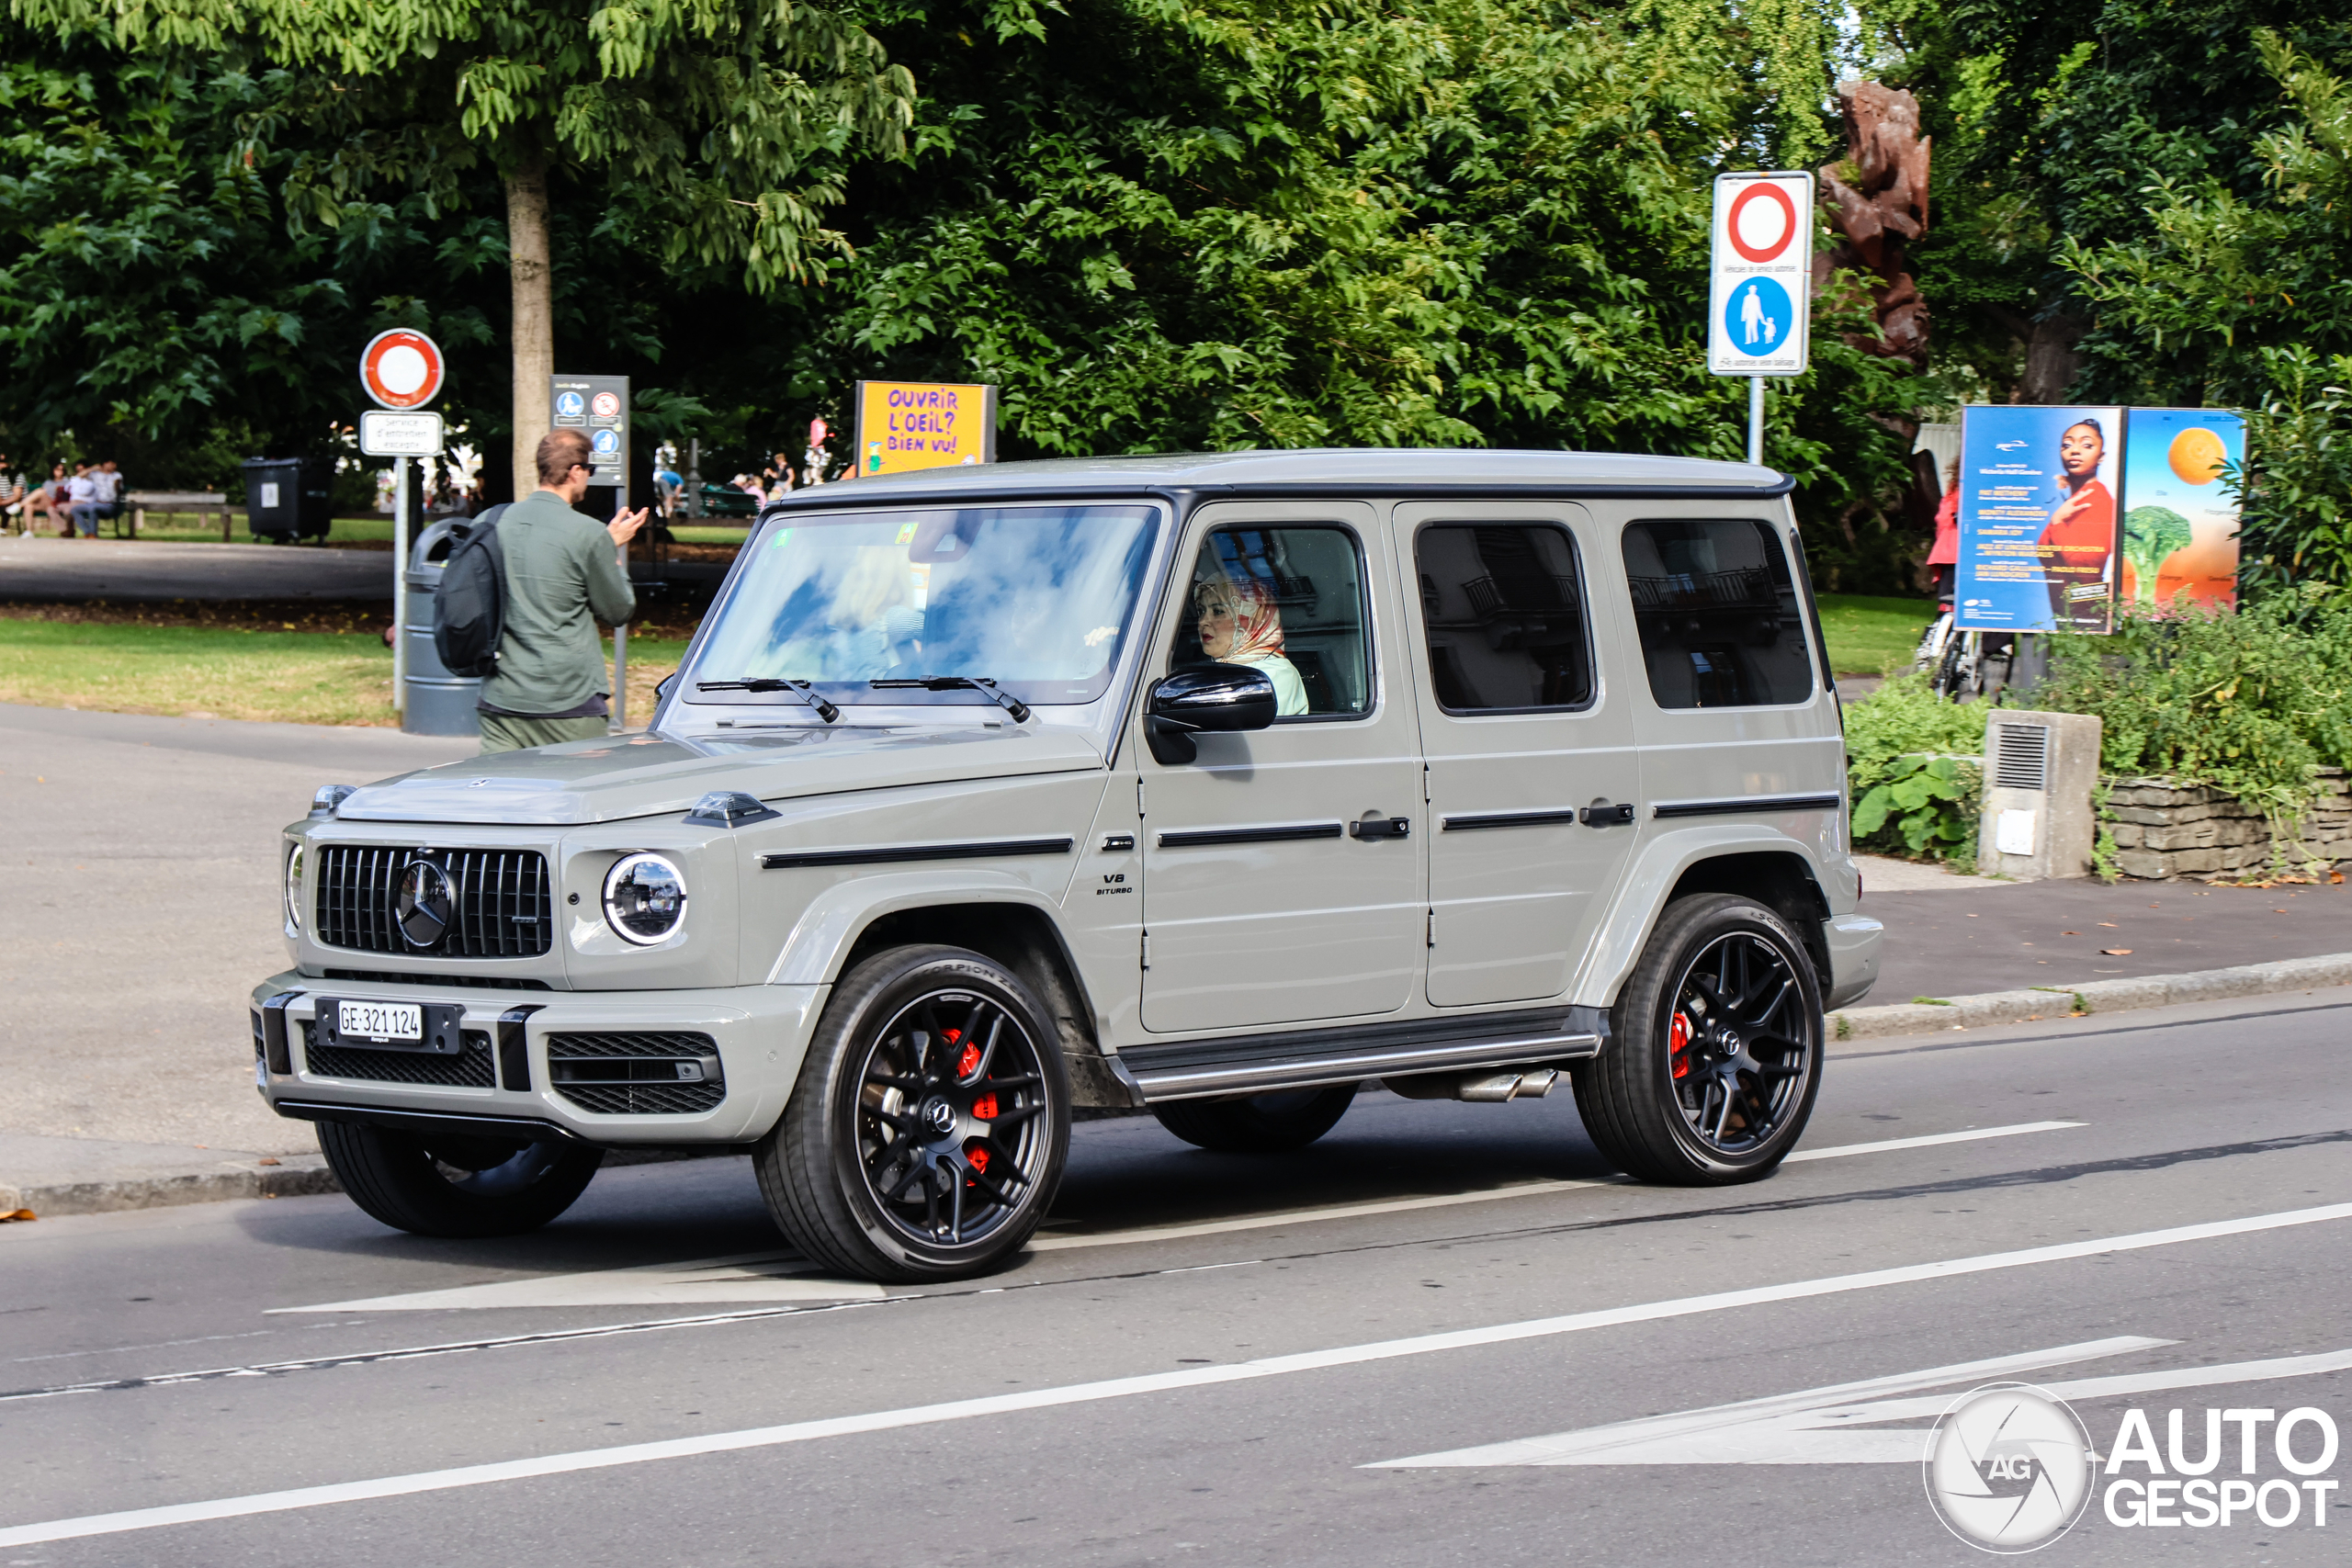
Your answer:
1150,1083 -> 1359,1153
758,945 -> 1069,1282
1573,893 -> 1822,1184
316,1122 -> 605,1237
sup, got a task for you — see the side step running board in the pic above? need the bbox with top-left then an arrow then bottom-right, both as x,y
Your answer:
1112,1007 -> 1606,1104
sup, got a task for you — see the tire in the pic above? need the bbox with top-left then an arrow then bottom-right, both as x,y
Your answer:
1150,1084 -> 1359,1153
316,1122 -> 604,1237
756,944 -> 1071,1283
1573,893 -> 1823,1186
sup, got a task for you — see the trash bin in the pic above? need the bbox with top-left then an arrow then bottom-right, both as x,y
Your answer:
239,457 -> 334,542
401,517 -> 485,736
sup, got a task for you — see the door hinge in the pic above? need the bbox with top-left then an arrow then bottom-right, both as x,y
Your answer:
1140,930 -> 1151,970
1136,777 -> 1147,818
1426,909 -> 1436,948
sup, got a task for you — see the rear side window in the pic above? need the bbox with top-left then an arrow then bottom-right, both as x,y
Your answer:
1412,524 -> 1593,712
1622,518 -> 1814,708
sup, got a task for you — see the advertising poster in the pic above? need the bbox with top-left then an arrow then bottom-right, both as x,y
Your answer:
854,380 -> 997,478
2116,408 -> 2245,610
1954,405 -> 2124,633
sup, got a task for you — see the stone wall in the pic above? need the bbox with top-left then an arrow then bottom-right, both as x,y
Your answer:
2103,769 -> 2352,880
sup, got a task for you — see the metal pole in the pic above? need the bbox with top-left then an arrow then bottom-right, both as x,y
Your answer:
391,457 -> 409,716
1747,377 -> 1766,468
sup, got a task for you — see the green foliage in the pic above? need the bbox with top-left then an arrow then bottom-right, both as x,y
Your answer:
1851,754 -> 1975,857
2039,588 -> 2352,816
14,0 -> 918,288
1841,670 -> 1988,863
2235,346 -> 2352,594
2121,504 -> 2194,605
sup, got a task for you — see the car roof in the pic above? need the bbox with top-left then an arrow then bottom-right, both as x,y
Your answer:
765,448 -> 1789,512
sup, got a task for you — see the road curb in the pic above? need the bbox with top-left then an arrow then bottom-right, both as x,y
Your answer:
1829,952 -> 2352,1042
0,1157 -> 340,1219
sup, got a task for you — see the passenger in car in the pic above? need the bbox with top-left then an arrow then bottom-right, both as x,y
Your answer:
1196,576 -> 1308,715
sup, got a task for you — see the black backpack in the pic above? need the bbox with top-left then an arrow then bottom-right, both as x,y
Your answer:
433,502 -> 510,678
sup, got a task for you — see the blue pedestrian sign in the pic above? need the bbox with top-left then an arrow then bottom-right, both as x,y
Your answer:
1723,277 -> 1794,357
555,389 -> 586,419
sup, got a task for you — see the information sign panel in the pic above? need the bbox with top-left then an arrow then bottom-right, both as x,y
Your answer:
358,411 -> 445,457
854,381 -> 997,477
1707,173 -> 1814,378
551,374 -> 630,485
2117,409 -> 2245,611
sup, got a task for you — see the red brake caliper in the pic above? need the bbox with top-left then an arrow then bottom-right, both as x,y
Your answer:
1669,1010 -> 1693,1080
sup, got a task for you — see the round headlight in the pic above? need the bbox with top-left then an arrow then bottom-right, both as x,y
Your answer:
284,842 -> 304,934
603,852 -> 687,945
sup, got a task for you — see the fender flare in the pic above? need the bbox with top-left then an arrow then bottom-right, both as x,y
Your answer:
764,870 -> 1074,987
1571,824 -> 1842,1010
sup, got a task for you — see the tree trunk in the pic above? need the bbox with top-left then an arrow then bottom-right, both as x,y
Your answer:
505,152 -> 553,499
2018,313 -> 2086,404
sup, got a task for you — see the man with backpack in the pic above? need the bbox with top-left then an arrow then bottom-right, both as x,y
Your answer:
457,428 -> 649,753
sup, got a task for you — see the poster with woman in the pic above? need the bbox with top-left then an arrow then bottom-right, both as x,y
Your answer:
2116,409 -> 2245,610
1953,404 -> 2124,633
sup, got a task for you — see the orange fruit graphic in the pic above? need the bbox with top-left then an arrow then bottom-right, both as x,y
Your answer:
2168,426 -> 2227,485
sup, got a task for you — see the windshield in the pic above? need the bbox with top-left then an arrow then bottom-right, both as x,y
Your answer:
684,503 -> 1160,708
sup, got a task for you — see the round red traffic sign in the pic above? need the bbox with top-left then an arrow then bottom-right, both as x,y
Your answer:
1726,182 -> 1799,264
359,330 -> 445,411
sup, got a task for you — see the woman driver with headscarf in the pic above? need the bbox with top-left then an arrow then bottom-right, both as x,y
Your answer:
1195,576 -> 1309,716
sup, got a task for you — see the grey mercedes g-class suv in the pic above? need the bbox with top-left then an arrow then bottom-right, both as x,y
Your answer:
254,449 -> 1883,1281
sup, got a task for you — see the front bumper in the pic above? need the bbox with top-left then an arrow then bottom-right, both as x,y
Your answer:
251,972 -> 827,1145
1820,913 -> 1884,1012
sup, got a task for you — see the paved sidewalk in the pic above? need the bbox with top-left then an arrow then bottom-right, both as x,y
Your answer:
0,534 -> 394,602
1857,853 -> 2352,1002
0,705 -> 474,1176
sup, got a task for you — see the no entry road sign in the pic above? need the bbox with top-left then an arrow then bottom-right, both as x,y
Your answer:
1707,173 -> 1814,378
360,330 -> 445,410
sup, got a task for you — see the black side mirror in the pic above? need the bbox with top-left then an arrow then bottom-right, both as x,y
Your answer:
1145,664 -> 1277,764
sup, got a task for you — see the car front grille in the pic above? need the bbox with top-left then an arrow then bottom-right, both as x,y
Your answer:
548,1032 -> 726,1115
314,847 -> 553,958
301,1022 -> 497,1088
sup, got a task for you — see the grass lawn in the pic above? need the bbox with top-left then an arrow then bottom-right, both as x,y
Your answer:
0,617 -> 691,728
108,513 -> 754,550
1815,592 -> 1935,676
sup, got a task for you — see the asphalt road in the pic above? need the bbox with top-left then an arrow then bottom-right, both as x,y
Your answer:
6,987 -> 2350,1564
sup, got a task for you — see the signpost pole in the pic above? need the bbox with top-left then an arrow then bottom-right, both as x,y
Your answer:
1748,377 -> 1765,467
391,457 -> 410,716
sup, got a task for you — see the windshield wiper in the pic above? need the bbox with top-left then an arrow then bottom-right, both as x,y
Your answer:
695,678 -> 841,723
869,677 -> 1033,723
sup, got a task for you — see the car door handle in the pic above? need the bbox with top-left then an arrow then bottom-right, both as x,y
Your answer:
1349,816 -> 1411,840
1578,802 -> 1635,827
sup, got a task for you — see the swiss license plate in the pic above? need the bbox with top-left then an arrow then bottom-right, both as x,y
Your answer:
335,999 -> 423,1043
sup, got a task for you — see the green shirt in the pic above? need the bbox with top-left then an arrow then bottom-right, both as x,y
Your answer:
480,490 -> 636,716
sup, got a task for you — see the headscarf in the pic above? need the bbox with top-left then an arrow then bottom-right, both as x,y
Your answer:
1201,576 -> 1285,662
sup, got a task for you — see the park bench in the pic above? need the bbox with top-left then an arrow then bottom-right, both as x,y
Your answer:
124,491 -> 234,541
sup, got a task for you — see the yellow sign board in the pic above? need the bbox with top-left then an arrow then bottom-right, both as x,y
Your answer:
854,380 -> 998,477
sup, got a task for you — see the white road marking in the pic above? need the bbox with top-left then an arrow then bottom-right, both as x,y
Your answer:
1782,1121 -> 2084,1162
1032,1120 -> 2082,1251
272,1253 -> 885,1314
8,1197 -> 2347,1549
1373,1342 -> 2352,1468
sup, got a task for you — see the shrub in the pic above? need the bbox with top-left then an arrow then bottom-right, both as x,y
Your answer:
2038,587 -> 2352,819
1842,671 -> 1988,866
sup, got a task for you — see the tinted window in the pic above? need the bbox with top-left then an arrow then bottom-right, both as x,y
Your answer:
1413,524 -> 1593,712
1623,518 -> 1814,708
1170,526 -> 1370,718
